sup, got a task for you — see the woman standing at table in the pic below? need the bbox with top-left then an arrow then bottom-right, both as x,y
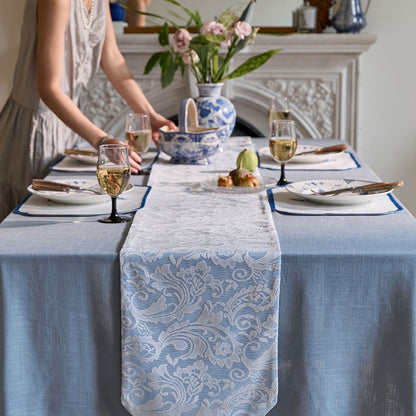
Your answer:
0,0 -> 175,221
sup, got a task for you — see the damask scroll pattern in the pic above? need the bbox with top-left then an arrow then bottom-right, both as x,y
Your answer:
120,141 -> 281,415
266,78 -> 336,138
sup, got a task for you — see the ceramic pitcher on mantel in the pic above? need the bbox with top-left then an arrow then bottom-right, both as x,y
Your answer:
331,0 -> 370,33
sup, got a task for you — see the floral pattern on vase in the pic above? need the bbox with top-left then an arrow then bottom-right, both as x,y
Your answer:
195,83 -> 236,149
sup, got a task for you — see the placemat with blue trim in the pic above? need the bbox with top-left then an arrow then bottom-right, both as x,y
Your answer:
14,184 -> 151,217
268,186 -> 402,215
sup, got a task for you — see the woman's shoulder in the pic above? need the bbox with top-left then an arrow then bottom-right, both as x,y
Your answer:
37,0 -> 71,26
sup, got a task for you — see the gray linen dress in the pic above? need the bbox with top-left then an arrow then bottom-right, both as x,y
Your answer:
0,0 -> 106,221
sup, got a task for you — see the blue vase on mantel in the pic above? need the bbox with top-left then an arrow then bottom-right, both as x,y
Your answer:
194,83 -> 236,150
331,0 -> 367,33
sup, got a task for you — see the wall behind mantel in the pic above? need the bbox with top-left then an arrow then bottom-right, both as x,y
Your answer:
358,1 -> 416,217
0,0 -> 415,216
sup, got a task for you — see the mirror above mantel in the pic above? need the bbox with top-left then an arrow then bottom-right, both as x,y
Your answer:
121,0 -> 333,34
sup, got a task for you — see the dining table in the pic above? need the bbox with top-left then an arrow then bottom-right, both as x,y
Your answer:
1,136 -> 416,416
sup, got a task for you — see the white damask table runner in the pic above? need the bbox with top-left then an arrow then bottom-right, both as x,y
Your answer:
120,138 -> 281,415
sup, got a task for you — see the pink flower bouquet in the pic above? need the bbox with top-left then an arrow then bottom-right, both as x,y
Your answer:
134,0 -> 280,88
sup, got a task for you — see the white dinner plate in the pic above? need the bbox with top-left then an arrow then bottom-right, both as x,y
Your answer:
259,145 -> 344,164
27,178 -> 133,205
66,153 -> 98,165
285,179 -> 393,206
204,176 -> 276,194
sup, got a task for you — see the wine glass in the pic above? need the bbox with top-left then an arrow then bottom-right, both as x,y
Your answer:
125,112 -> 152,154
96,144 -> 131,223
269,119 -> 297,186
268,96 -> 291,126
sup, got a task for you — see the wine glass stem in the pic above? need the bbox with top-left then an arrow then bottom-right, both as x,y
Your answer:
109,197 -> 120,222
278,163 -> 287,185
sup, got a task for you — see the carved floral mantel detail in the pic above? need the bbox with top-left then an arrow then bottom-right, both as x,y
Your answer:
266,78 -> 336,138
83,76 -> 336,140
81,79 -> 124,129
82,33 -> 376,148
81,78 -> 158,131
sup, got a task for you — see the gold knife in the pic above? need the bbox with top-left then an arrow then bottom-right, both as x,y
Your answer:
32,179 -> 104,195
64,149 -> 98,157
312,180 -> 404,196
296,144 -> 347,156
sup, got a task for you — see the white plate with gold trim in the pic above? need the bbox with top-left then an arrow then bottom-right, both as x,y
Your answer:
286,179 -> 393,205
27,178 -> 133,205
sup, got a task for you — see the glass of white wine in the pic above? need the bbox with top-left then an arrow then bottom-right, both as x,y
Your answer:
269,119 -> 297,186
97,144 -> 131,223
125,112 -> 152,154
268,96 -> 291,126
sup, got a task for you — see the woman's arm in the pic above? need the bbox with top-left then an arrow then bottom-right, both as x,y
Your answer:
37,0 -> 108,148
100,1 -> 176,146
37,0 -> 142,173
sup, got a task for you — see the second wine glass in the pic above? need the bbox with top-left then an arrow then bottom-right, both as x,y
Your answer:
269,119 -> 297,186
125,112 -> 152,154
96,144 -> 131,223
268,96 -> 291,127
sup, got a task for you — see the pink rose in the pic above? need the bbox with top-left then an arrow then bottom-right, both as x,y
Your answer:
182,50 -> 200,65
220,31 -> 233,48
200,21 -> 227,36
173,28 -> 192,53
234,21 -> 252,39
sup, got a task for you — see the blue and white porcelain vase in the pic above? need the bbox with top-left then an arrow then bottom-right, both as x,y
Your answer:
194,83 -> 236,150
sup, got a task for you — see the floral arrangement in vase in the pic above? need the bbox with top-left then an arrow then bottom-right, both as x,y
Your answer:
126,0 -> 280,88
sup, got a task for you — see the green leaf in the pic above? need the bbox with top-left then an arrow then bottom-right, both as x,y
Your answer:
159,51 -> 172,74
144,52 -> 164,75
159,23 -> 170,46
239,0 -> 256,24
221,49 -> 280,81
192,11 -> 203,30
202,34 -> 227,45
117,1 -> 177,26
161,58 -> 177,88
161,0 -> 200,27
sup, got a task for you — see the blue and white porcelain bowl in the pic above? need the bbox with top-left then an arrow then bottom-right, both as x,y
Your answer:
159,98 -> 224,165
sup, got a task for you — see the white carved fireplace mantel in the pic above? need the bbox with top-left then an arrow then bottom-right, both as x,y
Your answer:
83,33 -> 376,149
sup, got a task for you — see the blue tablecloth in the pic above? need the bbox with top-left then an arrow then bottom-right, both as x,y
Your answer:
1,138 -> 416,415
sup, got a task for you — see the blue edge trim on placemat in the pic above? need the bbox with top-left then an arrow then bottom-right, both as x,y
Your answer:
14,185 -> 152,217
267,187 -> 403,216
257,151 -> 361,171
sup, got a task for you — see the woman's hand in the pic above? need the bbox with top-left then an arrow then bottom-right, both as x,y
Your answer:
104,137 -> 142,174
149,113 -> 176,147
